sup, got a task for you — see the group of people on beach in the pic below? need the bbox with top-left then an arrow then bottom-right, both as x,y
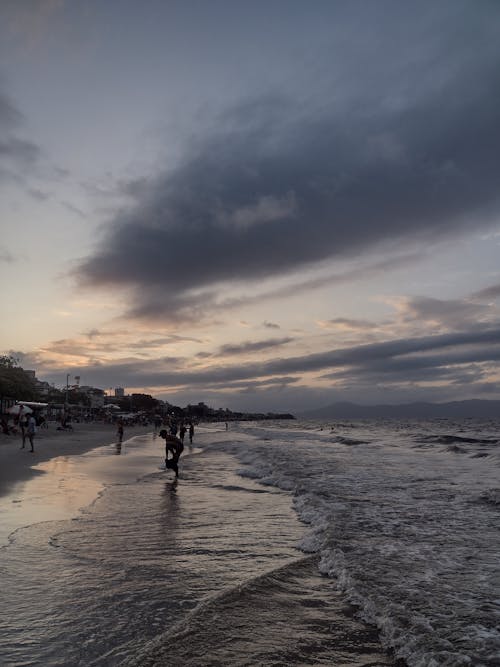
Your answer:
114,415 -> 195,477
4,407 -> 196,477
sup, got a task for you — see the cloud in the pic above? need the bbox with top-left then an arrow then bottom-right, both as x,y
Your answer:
0,246 -> 15,263
127,335 -> 204,349
398,296 -> 496,329
471,283 -> 500,301
74,12 -> 500,323
217,337 -> 294,356
318,318 -> 375,332
35,326 -> 500,396
0,91 -> 23,127
0,87 -> 40,183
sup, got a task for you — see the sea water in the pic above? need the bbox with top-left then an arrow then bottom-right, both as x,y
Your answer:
215,418 -> 500,667
0,420 -> 498,666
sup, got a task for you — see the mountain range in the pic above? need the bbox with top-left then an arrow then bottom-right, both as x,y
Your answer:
299,399 -> 500,420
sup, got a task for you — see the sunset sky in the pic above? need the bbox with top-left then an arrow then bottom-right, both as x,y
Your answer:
1,0 -> 500,413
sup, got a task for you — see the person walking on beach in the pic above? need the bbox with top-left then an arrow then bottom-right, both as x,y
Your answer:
116,419 -> 124,444
188,421 -> 194,445
19,411 -> 28,448
26,414 -> 36,452
179,423 -> 186,445
159,429 -> 184,478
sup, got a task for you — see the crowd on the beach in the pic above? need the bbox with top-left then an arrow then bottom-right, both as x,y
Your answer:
1,410 -> 47,452
1,406 -> 196,477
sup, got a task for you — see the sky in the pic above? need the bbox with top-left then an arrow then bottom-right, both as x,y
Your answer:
1,0 -> 500,413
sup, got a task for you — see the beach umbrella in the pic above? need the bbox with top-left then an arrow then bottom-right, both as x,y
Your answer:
7,404 -> 33,415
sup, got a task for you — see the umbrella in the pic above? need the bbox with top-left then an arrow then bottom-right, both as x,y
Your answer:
7,404 -> 33,415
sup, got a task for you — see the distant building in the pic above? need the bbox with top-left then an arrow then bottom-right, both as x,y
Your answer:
76,385 -> 106,409
88,388 -> 105,409
24,370 -> 51,397
115,387 -> 125,397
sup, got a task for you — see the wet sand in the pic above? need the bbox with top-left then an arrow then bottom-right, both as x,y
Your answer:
0,422 -> 152,497
0,422 -> 154,545
0,424 -> 398,666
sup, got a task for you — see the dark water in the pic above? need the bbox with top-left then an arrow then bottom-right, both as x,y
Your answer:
7,417 -> 494,666
219,419 -> 500,667
0,428 -> 392,666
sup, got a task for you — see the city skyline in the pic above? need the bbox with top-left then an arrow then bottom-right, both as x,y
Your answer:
2,1 -> 500,413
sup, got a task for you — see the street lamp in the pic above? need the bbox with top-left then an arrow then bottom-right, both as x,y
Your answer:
66,373 -> 70,406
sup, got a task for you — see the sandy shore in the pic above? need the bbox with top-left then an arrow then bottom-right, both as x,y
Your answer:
0,421 -> 153,497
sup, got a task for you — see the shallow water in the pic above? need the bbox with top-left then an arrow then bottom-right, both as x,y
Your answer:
3,419 -> 495,666
1,429 -> 391,666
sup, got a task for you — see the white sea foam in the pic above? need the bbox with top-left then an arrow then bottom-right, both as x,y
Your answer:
211,419 -> 500,666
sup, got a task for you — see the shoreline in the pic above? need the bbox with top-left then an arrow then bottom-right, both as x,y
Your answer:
0,422 -> 399,666
0,421 -> 153,498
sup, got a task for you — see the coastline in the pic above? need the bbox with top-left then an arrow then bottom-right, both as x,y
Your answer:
0,422 -> 400,666
0,421 -> 153,497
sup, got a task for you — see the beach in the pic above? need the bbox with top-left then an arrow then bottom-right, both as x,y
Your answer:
0,422 -> 153,544
0,422 -> 153,493
3,418 -> 497,665
2,417 -> 498,665
0,421 -> 398,666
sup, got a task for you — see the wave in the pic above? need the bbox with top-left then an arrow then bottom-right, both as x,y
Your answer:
333,436 -> 370,446
122,555 -> 392,667
416,434 -> 499,445
211,483 -> 270,494
477,488 -> 500,506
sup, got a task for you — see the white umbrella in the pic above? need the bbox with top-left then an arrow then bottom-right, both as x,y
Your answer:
7,404 -> 33,415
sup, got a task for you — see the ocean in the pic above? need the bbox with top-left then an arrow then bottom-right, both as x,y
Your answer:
0,419 -> 498,666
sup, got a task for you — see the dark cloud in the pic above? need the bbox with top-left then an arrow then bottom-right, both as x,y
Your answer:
401,296 -> 495,328
263,321 -> 280,329
74,7 -> 500,321
61,201 -> 86,218
28,187 -> 50,201
218,337 -> 294,356
472,283 -> 500,300
37,326 -> 500,397
0,87 -> 40,182
127,334 -> 204,349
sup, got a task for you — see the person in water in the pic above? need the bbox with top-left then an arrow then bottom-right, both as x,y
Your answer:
159,429 -> 184,477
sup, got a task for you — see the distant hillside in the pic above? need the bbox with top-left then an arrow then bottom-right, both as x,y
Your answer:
299,399 -> 500,420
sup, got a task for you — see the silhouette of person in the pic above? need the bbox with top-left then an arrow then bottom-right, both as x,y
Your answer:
159,429 -> 184,478
26,414 -> 36,452
116,419 -> 124,444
